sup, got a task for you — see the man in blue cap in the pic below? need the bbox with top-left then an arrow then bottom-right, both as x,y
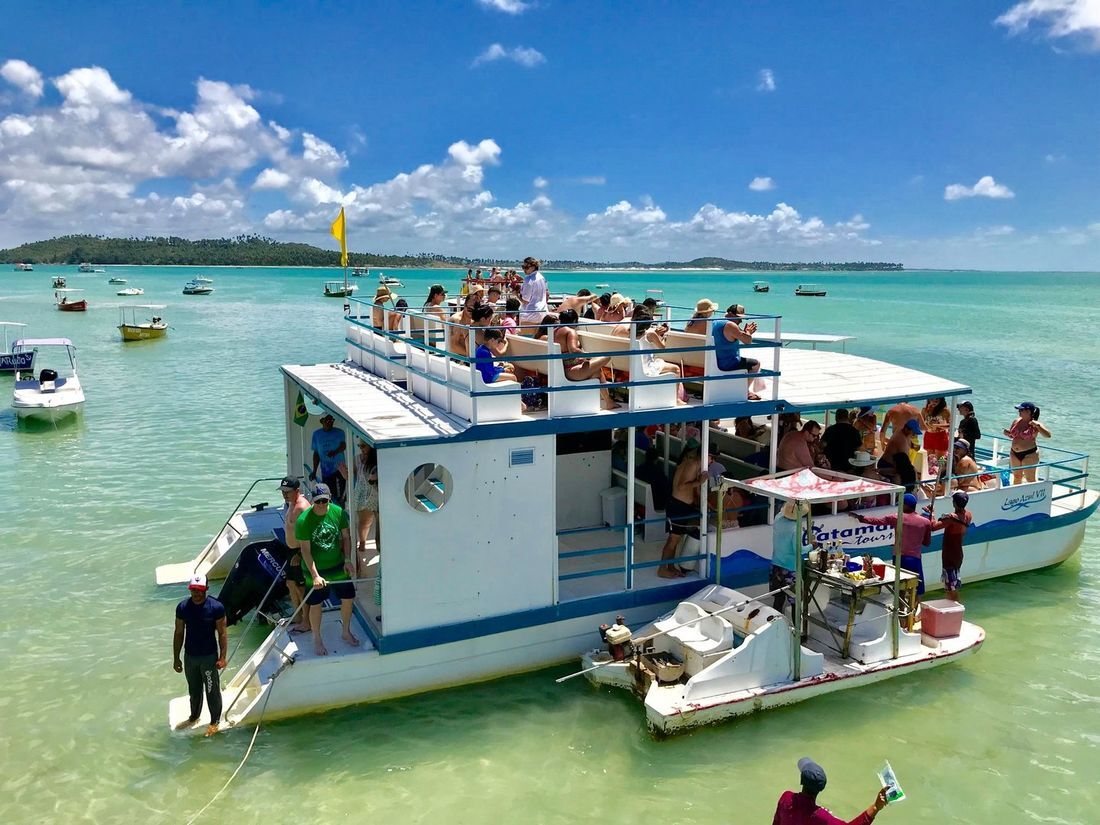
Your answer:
772,756 -> 889,824
850,492 -> 932,597
880,417 -> 922,474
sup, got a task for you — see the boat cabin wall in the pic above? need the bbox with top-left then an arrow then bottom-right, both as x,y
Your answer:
376,435 -> 557,635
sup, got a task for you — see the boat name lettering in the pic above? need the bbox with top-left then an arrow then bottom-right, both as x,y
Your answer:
1001,489 -> 1047,512
803,522 -> 891,546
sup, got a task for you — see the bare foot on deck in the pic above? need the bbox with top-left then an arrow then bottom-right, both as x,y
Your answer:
342,630 -> 361,647
313,638 -> 329,656
657,566 -> 685,579
174,716 -> 199,731
290,623 -> 311,634
204,723 -> 219,737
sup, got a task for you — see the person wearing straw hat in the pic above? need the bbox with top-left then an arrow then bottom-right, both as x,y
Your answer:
684,298 -> 719,334
772,756 -> 890,824
372,285 -> 397,329
770,499 -> 816,614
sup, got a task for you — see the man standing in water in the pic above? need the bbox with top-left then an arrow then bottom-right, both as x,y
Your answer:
172,574 -> 228,736
772,757 -> 889,824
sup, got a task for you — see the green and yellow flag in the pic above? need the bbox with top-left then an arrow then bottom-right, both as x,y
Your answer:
293,390 -> 309,427
330,207 -> 348,267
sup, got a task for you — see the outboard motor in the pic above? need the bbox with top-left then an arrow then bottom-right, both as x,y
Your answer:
39,368 -> 58,383
598,615 -> 634,661
216,540 -> 291,625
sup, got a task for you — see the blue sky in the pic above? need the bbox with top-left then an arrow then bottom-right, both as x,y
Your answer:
1,0 -> 1099,269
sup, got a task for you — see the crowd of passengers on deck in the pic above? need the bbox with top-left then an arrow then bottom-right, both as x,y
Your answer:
368,256 -> 767,412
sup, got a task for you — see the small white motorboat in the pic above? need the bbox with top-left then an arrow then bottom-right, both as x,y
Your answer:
193,275 -> 214,284
78,262 -> 94,272
116,287 -> 144,296
378,273 -> 403,287
108,277 -> 128,285
11,338 -> 85,422
578,469 -> 985,734
182,280 -> 215,295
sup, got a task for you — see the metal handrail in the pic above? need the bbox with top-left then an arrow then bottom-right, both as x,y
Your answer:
191,476 -> 288,571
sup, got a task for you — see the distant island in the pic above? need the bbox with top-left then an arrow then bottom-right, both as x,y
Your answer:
0,234 -> 904,272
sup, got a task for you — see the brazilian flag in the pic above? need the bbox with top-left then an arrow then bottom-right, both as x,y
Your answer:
293,391 -> 309,427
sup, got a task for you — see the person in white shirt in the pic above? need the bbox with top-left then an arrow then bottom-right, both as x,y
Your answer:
518,256 -> 548,328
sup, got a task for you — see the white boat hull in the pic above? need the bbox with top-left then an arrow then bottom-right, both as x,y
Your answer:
582,624 -> 984,734
13,400 -> 84,422
167,492 -> 1094,731
154,504 -> 286,585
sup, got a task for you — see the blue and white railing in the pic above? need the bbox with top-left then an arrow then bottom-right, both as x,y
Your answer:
344,299 -> 783,424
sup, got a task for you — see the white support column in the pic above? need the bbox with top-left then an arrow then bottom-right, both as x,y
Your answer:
700,423 -> 710,577
626,426 -> 636,590
945,395 -> 959,497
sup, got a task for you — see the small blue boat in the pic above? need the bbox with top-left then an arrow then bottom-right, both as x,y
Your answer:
0,322 -> 34,373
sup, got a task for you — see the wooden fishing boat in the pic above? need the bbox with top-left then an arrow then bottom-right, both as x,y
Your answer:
55,289 -> 87,311
118,305 -> 167,341
753,281 -> 770,293
324,280 -> 358,298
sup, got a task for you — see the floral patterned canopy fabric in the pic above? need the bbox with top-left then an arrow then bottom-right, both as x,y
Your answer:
738,468 -> 901,504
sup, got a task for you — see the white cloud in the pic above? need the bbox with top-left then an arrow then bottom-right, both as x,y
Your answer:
533,176 -> 548,188
254,168 -> 292,189
577,175 -> 606,185
757,68 -> 776,92
472,44 -> 546,68
748,176 -> 775,191
477,0 -> 532,13
944,175 -> 1016,200
996,0 -> 1100,50
1,59 -> 45,98
1044,152 -> 1066,163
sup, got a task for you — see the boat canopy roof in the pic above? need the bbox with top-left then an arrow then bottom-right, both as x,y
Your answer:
282,363 -> 468,444
773,349 -> 970,411
0,321 -> 27,328
732,467 -> 903,504
54,288 -> 84,293
13,337 -> 74,347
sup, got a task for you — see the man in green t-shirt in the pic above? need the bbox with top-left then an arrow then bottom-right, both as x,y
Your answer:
295,483 -> 360,656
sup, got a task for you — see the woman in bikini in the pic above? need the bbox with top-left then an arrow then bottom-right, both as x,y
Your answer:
553,308 -> 618,409
1003,401 -> 1051,484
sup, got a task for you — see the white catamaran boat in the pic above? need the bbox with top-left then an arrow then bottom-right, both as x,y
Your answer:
11,338 -> 85,422
163,295 -> 1096,734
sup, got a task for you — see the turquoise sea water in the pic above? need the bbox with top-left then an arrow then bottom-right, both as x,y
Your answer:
0,265 -> 1097,825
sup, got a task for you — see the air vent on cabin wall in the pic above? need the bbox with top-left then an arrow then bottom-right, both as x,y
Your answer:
510,448 -> 535,467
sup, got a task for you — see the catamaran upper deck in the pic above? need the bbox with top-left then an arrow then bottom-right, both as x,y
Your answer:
281,299 -> 969,447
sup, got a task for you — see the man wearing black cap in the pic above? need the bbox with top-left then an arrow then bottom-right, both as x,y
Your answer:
772,757 -> 888,824
279,476 -> 312,633
955,401 -> 980,458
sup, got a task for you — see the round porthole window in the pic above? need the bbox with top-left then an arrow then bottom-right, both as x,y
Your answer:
405,463 -> 453,513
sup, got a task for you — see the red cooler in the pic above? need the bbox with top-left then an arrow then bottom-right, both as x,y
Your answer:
921,599 -> 965,638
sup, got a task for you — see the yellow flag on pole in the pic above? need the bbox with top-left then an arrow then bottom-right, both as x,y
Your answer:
330,207 -> 348,267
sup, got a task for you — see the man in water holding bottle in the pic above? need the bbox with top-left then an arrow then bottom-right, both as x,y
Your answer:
772,757 -> 890,824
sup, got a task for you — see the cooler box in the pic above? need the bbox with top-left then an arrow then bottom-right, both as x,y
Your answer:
921,599 -> 965,638
600,486 -> 627,528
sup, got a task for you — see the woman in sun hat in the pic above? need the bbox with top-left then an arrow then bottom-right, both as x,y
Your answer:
770,499 -> 815,614
684,298 -> 719,334
1003,401 -> 1051,485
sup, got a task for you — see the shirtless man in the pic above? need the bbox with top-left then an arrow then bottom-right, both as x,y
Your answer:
447,293 -> 478,357
879,402 -> 926,453
552,308 -> 617,409
279,477 -> 312,633
659,443 -> 709,578
555,289 -> 598,316
880,417 -> 921,474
